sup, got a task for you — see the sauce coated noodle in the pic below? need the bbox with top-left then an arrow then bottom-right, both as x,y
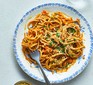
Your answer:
22,10 -> 85,73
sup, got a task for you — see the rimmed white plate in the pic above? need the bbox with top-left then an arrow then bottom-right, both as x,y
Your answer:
13,3 -> 93,84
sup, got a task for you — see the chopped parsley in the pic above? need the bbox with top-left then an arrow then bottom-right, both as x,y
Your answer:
55,46 -> 61,51
67,28 -> 76,34
49,39 -> 57,47
49,41 -> 53,47
56,32 -> 60,37
43,25 -> 47,28
59,39 -> 63,43
46,33 -> 50,37
65,63 -> 70,68
61,48 -> 65,53
60,45 -> 66,53
51,39 -> 56,43
74,38 -> 76,41
68,54 -> 74,57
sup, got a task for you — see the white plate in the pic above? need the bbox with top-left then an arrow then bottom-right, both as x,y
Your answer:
13,3 -> 93,84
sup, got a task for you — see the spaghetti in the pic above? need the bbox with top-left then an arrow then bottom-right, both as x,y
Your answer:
22,10 -> 85,73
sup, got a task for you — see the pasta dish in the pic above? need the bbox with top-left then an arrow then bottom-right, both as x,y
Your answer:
22,10 -> 85,73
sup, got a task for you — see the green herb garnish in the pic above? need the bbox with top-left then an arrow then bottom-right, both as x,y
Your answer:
43,25 -> 47,28
65,63 -> 70,68
74,38 -> 76,41
59,39 -> 63,43
56,32 -> 60,37
61,48 -> 65,53
55,46 -> 61,51
48,25 -> 50,28
68,54 -> 74,57
49,41 -> 53,47
60,45 -> 66,48
60,45 -> 66,53
45,37 -> 48,40
46,34 -> 50,37
67,28 -> 76,34
51,39 -> 56,43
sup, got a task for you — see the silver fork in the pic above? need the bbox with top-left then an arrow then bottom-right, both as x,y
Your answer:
27,50 -> 51,85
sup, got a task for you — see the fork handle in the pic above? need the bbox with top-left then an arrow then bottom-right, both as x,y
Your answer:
37,62 -> 52,85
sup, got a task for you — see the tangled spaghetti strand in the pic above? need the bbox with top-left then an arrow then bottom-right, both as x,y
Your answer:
22,10 -> 85,73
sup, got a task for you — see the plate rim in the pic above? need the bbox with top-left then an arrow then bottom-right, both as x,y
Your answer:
13,3 -> 93,84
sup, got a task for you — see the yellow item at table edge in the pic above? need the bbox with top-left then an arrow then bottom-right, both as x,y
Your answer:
14,80 -> 32,85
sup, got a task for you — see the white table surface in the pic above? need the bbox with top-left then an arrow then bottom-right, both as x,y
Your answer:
0,0 -> 93,85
